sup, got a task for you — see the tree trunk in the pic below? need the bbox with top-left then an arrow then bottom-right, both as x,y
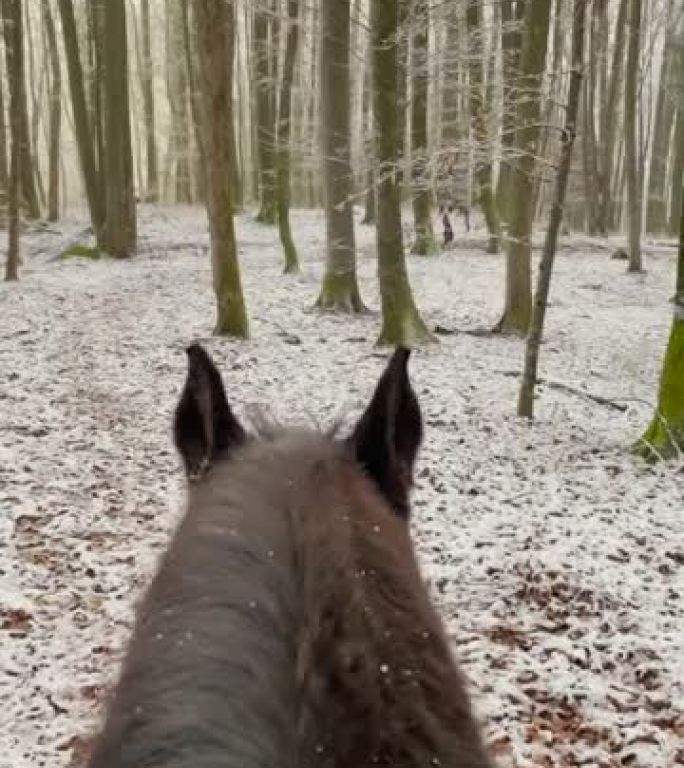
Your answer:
636,180 -> 684,459
166,0 -> 192,203
466,0 -> 500,253
518,0 -> 586,418
410,0 -> 437,256
670,110 -> 684,236
316,0 -> 364,311
496,0 -> 551,334
2,0 -> 38,220
57,0 -> 105,237
361,52 -> 375,225
193,0 -> 249,337
276,0 -> 300,273
624,0 -> 642,271
254,2 -> 276,223
0,39 -> 9,224
3,0 -> 22,279
100,0 -> 136,257
599,0 -> 628,232
42,0 -> 61,221
372,0 -> 431,345
140,0 -> 159,202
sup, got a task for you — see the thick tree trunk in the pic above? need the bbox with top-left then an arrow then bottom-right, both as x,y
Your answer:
254,3 -> 276,223
276,0 -> 300,273
624,0 -> 642,271
410,0 -> 437,256
466,0 -> 500,253
42,0 -> 61,221
2,0 -> 38,220
100,0 -> 136,257
670,111 -> 684,236
193,0 -> 249,337
372,0 -> 431,345
518,0 -> 586,418
57,0 -> 105,237
496,0 -> 551,334
140,0 -> 159,202
636,181 -> 684,459
316,0 -> 364,311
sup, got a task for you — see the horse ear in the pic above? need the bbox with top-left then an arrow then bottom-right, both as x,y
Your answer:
173,344 -> 245,478
350,347 -> 423,519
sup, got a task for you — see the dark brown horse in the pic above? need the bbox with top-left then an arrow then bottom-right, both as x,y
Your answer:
86,345 -> 494,768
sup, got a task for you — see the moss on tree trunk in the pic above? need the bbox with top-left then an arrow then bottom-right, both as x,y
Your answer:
372,0 -> 432,345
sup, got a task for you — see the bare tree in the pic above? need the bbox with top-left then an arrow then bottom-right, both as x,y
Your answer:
42,0 -> 61,221
624,0 -> 642,271
193,0 -> 249,337
316,0 -> 365,311
518,0 -> 587,418
140,0 -> 159,202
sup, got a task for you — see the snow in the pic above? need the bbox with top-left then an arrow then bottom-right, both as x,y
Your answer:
1,204 -> 682,768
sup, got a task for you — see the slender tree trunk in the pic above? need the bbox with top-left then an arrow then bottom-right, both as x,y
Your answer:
496,0 -> 551,334
193,0 -> 249,337
254,2 -> 276,223
3,0 -> 22,279
361,51 -> 375,225
57,0 -> 105,237
466,0 -> 500,253
372,0 -> 431,345
518,0 -> 586,418
599,0 -> 628,232
166,0 -> 192,203
316,0 -> 364,311
276,0 -> 300,273
42,0 -> 61,221
100,0 -> 136,257
0,42 -> 9,224
624,0 -> 642,271
670,111 -> 684,236
140,0 -> 158,202
410,0 -> 437,256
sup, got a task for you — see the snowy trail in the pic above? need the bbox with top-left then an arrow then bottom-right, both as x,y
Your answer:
0,205 -> 681,767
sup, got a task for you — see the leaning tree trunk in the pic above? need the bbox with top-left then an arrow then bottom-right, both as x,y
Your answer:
57,0 -> 105,238
193,0 -> 249,337
466,0 -> 500,253
3,0 -> 22,279
372,0 -> 432,345
518,0 -> 587,418
100,0 -> 136,257
42,0 -> 61,221
635,180 -> 684,460
624,0 -> 642,272
254,1 -> 277,224
496,0 -> 552,334
410,0 -> 437,256
276,0 -> 300,273
316,0 -> 365,311
140,0 -> 159,202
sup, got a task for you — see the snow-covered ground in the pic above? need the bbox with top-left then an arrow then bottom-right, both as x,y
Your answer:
1,205 -> 681,768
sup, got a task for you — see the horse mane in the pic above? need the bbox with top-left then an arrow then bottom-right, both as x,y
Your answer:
87,429 -> 493,768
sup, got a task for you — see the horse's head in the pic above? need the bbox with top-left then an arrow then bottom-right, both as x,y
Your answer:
173,344 -> 423,519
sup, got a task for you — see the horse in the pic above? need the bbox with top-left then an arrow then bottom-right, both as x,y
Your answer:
85,344 -> 495,768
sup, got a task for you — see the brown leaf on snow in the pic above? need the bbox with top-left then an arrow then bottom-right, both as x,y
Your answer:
1,608 -> 32,633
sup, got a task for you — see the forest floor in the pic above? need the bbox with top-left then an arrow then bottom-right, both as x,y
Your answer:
0,205 -> 682,768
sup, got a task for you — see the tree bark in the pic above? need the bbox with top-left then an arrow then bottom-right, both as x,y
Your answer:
466,0 -> 500,253
140,0 -> 159,202
496,0 -> 551,334
276,0 -> 300,273
2,0 -> 38,220
193,0 -> 249,337
624,0 -> 642,271
316,0 -> 364,311
254,1 -> 277,223
42,0 -> 61,221
3,0 -> 22,279
518,0 -> 586,418
410,0 -> 437,256
57,0 -> 105,237
372,0 -> 432,345
100,0 -> 136,257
